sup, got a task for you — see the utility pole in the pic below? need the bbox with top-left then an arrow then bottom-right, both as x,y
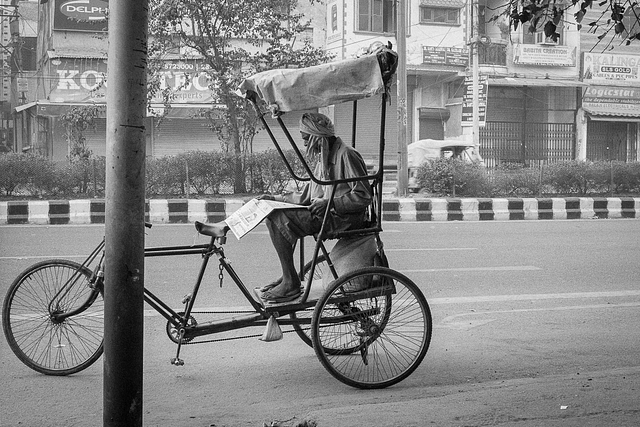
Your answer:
103,0 -> 148,426
471,0 -> 481,159
396,0 -> 408,196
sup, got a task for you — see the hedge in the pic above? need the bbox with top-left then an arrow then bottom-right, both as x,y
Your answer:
0,150 -> 309,199
3,152 -> 640,199
415,159 -> 640,197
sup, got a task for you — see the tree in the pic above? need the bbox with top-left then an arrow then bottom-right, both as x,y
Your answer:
493,0 -> 639,46
148,0 -> 333,193
59,105 -> 102,162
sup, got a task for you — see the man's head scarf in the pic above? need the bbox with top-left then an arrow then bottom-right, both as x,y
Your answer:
300,113 -> 335,177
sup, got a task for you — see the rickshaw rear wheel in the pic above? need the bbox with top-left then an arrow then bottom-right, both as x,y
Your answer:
311,266 -> 432,389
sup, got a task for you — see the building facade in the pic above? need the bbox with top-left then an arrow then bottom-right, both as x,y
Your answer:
325,0 -> 640,167
11,0 -> 326,161
8,0 -> 640,165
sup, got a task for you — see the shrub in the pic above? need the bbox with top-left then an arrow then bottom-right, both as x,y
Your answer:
0,153 -> 35,196
612,161 -> 640,194
249,149 -> 297,194
178,151 -> 234,196
544,161 -> 608,196
492,163 -> 543,197
416,158 -> 493,197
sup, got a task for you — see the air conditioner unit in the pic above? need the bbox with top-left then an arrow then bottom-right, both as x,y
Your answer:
535,31 -> 559,45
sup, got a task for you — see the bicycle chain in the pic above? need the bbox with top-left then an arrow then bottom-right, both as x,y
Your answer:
178,309 -> 312,344
181,326 -> 309,344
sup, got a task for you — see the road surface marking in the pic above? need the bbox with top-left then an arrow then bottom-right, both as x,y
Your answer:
0,255 -> 87,260
437,301 -> 640,330
429,290 -> 640,305
402,266 -> 542,273
387,248 -> 478,252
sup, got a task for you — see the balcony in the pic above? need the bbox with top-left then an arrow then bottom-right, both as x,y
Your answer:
478,42 -> 507,66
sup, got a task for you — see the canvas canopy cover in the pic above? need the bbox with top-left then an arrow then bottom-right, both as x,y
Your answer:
238,46 -> 397,114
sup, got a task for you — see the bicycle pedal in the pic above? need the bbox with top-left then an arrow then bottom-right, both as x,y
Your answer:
170,357 -> 185,366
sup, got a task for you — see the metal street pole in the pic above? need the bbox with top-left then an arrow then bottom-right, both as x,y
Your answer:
396,0 -> 408,196
103,0 -> 148,425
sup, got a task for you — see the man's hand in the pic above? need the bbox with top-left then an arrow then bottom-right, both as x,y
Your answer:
309,198 -> 329,217
257,194 -> 275,201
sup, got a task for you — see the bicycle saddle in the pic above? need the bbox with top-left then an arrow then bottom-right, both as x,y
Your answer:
194,221 -> 230,238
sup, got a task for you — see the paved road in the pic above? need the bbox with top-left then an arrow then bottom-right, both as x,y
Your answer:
1,220 -> 639,426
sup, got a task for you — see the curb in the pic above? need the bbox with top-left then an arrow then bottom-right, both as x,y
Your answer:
1,197 -> 639,225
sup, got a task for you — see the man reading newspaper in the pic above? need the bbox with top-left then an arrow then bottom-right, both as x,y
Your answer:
253,112 -> 373,302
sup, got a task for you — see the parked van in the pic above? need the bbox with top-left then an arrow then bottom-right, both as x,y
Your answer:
407,138 -> 480,192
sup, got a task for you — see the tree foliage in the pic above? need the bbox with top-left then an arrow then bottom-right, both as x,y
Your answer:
148,0 -> 333,192
491,0 -> 640,45
59,105 -> 102,162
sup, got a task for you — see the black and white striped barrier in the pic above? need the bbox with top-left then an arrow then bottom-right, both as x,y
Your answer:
1,197 -> 639,225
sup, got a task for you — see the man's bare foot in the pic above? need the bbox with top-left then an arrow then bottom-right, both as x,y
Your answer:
261,282 -> 302,302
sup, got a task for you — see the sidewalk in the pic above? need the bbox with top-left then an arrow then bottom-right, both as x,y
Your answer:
302,366 -> 640,427
1,196 -> 639,225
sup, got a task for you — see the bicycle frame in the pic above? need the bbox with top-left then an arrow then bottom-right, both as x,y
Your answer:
62,232 -> 324,344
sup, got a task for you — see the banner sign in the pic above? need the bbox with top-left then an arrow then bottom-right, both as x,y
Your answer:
423,46 -> 469,67
513,44 -> 576,67
54,0 -> 109,32
47,58 -> 218,105
583,53 -> 640,82
461,75 -> 487,127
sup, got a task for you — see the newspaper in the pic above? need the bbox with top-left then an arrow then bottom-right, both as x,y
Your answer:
225,198 -> 306,240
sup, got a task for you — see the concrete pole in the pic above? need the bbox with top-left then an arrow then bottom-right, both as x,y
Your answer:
396,0 -> 408,196
472,0 -> 481,159
103,0 -> 148,426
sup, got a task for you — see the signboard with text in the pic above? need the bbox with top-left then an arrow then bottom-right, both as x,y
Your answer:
423,46 -> 469,67
583,85 -> 640,110
54,0 -> 109,32
513,44 -> 576,67
47,58 -> 218,105
461,75 -> 487,127
583,53 -> 640,82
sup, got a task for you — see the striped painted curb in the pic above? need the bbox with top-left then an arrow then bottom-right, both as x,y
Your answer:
1,197 -> 639,225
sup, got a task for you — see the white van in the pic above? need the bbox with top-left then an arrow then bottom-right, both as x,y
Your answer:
407,138 -> 480,192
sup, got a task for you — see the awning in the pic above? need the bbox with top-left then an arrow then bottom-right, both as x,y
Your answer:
14,101 -> 106,117
583,105 -> 640,122
15,101 -> 227,119
488,77 -> 587,87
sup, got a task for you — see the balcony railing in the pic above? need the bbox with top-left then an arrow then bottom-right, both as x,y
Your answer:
478,42 -> 507,66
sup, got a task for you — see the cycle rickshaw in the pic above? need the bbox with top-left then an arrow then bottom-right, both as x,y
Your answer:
3,46 -> 433,389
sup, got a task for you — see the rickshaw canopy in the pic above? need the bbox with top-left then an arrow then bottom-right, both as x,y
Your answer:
239,46 -> 397,114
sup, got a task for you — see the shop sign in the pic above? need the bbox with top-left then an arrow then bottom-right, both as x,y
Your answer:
513,44 -> 576,67
54,0 -> 109,32
48,59 -> 219,104
423,46 -> 469,67
583,53 -> 640,82
461,75 -> 487,127
583,85 -> 640,110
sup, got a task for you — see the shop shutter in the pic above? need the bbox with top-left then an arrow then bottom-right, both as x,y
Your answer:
152,118 -> 219,157
252,110 -> 309,153
85,118 -> 107,157
333,93 -> 398,168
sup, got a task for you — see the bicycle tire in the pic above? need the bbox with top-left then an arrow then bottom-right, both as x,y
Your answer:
2,259 -> 104,375
312,267 -> 432,389
292,252 -> 390,355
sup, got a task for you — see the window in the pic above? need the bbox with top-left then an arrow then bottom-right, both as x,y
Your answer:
523,20 -> 564,45
357,0 -> 395,33
420,7 -> 459,25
